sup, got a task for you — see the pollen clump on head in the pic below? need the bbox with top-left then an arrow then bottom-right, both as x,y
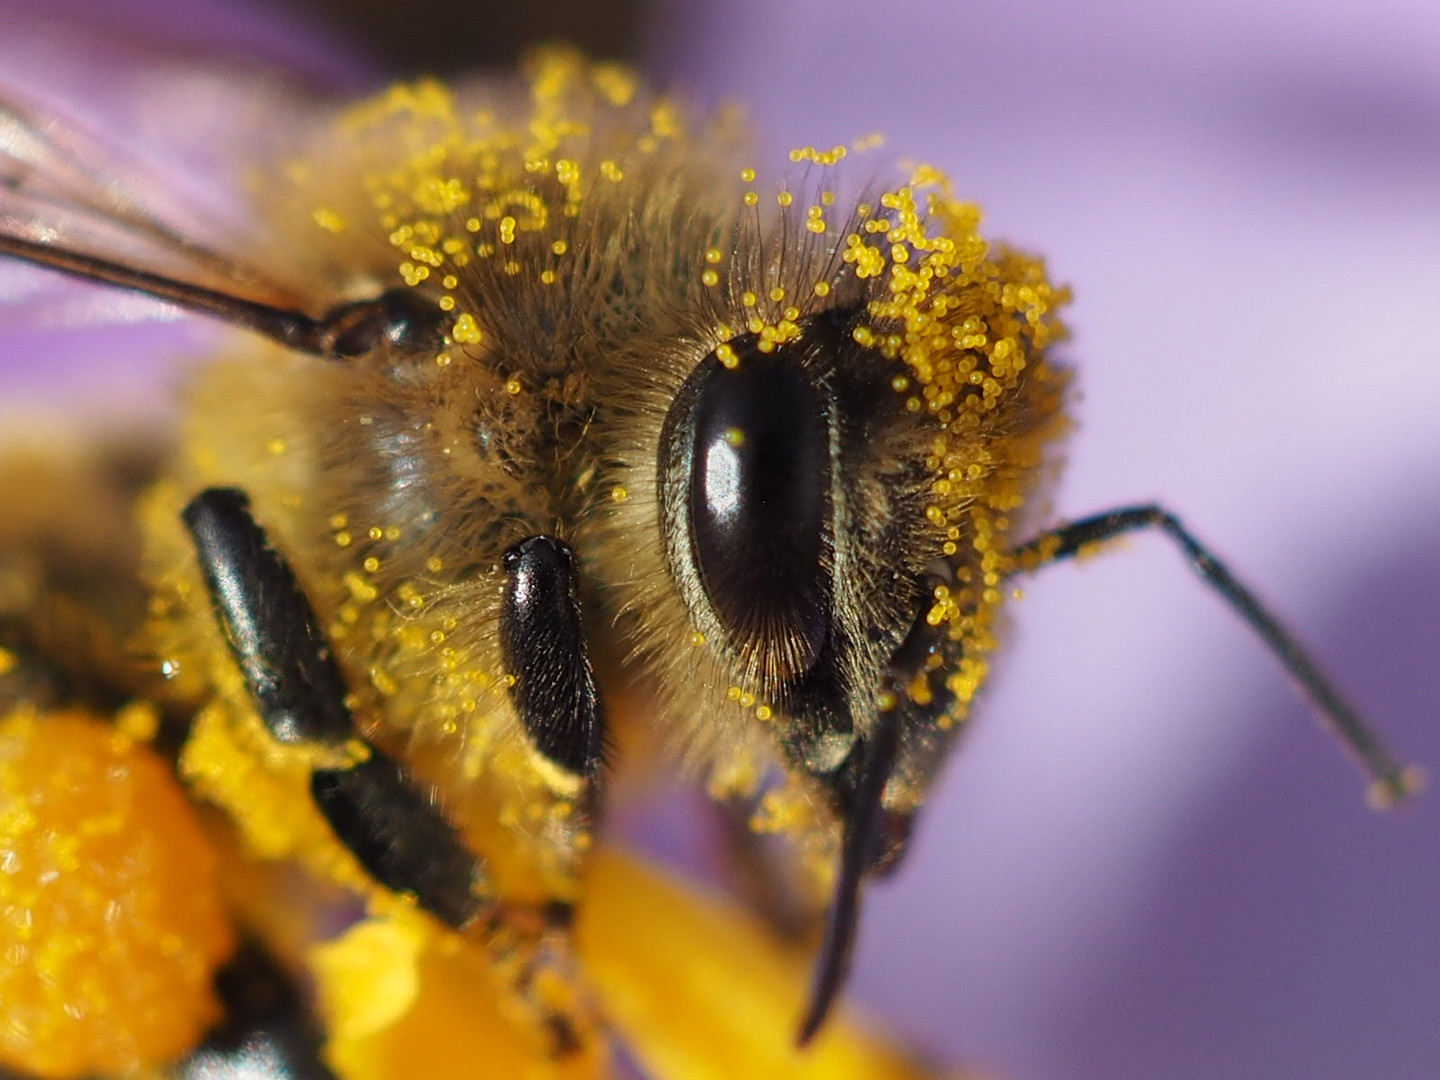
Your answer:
0,708 -> 235,1080
836,165 -> 1070,727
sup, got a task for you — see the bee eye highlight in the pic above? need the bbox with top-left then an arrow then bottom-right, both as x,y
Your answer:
666,338 -> 832,677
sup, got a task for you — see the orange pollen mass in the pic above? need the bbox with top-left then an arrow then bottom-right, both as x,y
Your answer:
0,709 -> 235,1079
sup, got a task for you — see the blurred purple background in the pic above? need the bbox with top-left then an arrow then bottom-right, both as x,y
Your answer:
1,1 -> 1436,1078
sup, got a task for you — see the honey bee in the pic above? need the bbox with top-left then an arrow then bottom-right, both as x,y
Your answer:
0,46 -> 1417,1080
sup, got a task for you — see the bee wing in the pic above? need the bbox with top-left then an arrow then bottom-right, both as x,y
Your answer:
0,92 -> 314,322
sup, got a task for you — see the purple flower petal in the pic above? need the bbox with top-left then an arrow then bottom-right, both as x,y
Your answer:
0,0 -> 367,415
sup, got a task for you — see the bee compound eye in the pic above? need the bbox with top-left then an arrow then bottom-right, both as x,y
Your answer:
677,343 -> 832,673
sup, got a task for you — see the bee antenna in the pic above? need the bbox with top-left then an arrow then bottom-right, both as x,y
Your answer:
1009,503 -> 1421,807
0,235 -> 331,354
795,706 -> 903,1047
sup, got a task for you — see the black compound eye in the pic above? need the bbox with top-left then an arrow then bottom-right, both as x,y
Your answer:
680,341 -> 832,674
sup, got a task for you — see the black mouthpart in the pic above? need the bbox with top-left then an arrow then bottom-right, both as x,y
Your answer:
795,704 -> 903,1047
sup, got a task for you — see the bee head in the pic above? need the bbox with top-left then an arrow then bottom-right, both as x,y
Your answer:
649,227 -> 1067,1030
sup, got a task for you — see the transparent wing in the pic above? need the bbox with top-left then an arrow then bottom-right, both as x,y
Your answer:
0,90 -> 316,320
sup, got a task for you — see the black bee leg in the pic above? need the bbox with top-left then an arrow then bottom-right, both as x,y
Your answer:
499,535 -> 607,780
1008,503 -> 1416,806
182,487 -> 484,929
181,488 -> 351,746
308,756 -> 483,929
175,940 -> 337,1080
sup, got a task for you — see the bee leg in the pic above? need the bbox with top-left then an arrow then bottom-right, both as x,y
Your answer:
182,487 -> 484,929
1008,503 -> 1416,806
308,755 -> 484,929
499,535 -> 607,779
175,940 -> 337,1080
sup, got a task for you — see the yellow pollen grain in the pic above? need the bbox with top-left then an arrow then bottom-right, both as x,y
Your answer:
610,485 -> 629,503
650,101 -> 681,138
451,313 -> 483,344
312,207 -> 347,233
701,269 -> 719,287
591,63 -> 638,105
789,144 -> 847,165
